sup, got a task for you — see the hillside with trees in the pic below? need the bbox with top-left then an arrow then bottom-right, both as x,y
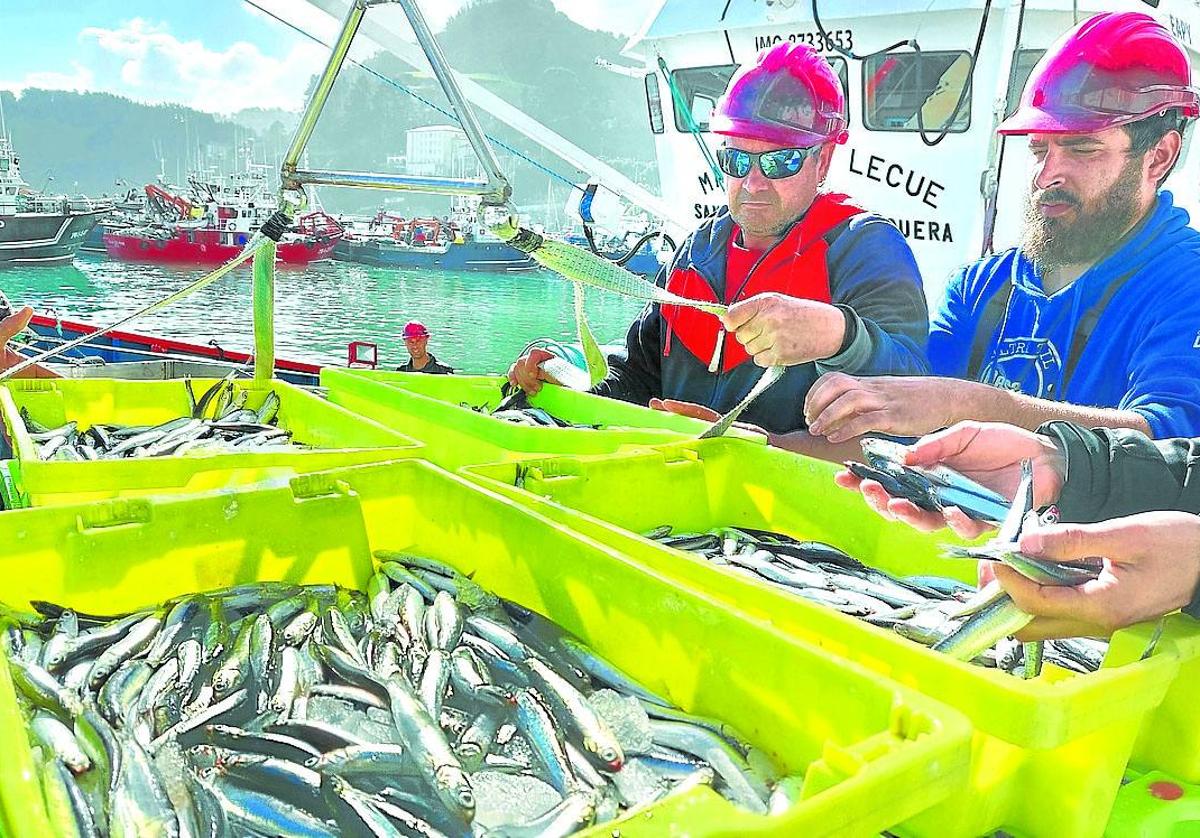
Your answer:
1,0 -> 657,221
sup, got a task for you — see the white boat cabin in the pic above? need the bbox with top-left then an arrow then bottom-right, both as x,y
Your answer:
624,0 -> 1200,304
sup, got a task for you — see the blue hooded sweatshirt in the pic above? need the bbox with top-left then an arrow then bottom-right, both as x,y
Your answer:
929,191 -> 1200,438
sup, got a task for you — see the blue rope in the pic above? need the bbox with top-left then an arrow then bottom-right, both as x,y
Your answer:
245,0 -> 580,191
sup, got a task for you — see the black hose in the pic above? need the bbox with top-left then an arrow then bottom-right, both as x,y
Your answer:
581,226 -> 672,268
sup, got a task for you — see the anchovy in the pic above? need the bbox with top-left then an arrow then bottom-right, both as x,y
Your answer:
649,720 -> 769,814
384,673 -> 476,824
699,363 -> 785,440
526,658 -> 623,771
514,687 -> 577,795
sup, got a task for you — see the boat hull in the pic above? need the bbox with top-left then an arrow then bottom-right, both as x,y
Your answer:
335,238 -> 538,272
0,211 -> 105,265
24,314 -> 321,386
103,228 -> 339,265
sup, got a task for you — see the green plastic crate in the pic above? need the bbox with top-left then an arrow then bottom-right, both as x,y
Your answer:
0,459 -> 971,837
321,368 -> 762,470
0,377 -> 421,506
465,439 -> 1185,838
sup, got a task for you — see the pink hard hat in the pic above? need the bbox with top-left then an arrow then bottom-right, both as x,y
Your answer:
999,12 -> 1200,135
711,42 -> 849,147
402,321 -> 430,339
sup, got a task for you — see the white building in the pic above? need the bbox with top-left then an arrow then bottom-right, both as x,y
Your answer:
404,125 -> 479,178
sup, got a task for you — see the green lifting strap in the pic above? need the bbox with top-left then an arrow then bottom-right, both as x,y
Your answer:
253,239 -> 277,384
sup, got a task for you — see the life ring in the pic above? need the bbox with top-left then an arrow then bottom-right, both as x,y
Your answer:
224,220 -> 235,231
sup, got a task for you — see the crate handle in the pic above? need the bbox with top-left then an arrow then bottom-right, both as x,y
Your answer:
75,498 -> 153,531
660,446 -> 702,467
289,473 -> 355,501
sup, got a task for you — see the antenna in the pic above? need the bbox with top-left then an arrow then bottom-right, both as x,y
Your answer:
0,92 -> 8,141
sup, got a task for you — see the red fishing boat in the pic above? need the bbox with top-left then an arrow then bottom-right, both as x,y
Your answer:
102,156 -> 342,265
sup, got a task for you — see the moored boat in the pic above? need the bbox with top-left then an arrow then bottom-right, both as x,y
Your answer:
0,135 -> 109,266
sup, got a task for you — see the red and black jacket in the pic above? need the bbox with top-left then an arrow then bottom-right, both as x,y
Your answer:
593,195 -> 930,434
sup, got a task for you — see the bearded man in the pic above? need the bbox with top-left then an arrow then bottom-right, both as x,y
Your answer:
800,12 -> 1200,446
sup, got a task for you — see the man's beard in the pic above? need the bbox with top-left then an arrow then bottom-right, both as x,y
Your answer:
1021,159 -> 1144,273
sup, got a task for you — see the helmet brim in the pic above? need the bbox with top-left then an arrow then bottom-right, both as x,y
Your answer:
710,115 -> 830,149
997,105 -> 1138,136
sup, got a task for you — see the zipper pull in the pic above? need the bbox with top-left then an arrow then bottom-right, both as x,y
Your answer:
707,328 -> 725,373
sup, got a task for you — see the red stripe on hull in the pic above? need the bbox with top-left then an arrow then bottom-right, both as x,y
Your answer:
29,314 -> 322,374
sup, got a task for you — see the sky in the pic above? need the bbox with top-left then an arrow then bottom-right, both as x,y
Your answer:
0,0 -> 653,115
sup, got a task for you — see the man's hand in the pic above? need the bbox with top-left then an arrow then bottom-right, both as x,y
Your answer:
981,511 -> 1200,639
649,397 -> 770,439
805,372 -> 998,443
834,421 -> 1065,540
721,293 -> 845,367
0,306 -> 34,374
506,348 -> 561,395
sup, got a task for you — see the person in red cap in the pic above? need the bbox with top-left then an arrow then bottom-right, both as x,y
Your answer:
508,43 -> 929,441
397,321 -> 453,374
807,12 -> 1200,448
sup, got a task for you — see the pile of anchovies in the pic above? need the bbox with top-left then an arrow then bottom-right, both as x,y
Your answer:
22,378 -> 300,462
3,552 -> 781,837
463,389 -> 597,431
645,526 -> 1107,676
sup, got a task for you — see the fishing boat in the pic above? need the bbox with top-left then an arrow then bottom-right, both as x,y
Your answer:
103,212 -> 342,266
102,154 -> 343,266
20,311 -> 321,385
334,201 -> 537,271
0,133 -> 109,266
79,180 -> 160,253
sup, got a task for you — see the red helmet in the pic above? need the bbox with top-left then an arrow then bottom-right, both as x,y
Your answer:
402,321 -> 430,339
999,12 -> 1200,135
712,42 -> 849,147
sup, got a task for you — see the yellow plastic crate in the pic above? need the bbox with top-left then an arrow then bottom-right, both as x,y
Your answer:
1103,770 -> 1200,837
1128,623 -> 1200,781
465,439 -> 1184,838
321,368 -> 761,470
0,377 -> 420,506
0,459 -> 971,837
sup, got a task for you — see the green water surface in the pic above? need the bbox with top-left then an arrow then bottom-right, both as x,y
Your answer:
0,254 -> 645,375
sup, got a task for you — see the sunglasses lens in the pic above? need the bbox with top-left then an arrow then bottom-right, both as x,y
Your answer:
719,148 -> 753,178
762,148 -> 807,179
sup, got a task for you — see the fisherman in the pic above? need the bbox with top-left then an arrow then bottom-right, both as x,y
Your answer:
839,420 -> 1200,639
804,13 -> 1200,448
507,43 -> 929,435
397,321 -> 454,374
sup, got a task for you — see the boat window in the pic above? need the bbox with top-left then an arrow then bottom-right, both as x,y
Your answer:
668,59 -> 849,133
645,73 -> 665,135
864,51 -> 971,133
1005,49 -> 1045,116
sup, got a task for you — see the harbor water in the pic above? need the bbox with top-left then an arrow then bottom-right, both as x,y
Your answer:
0,254 -> 646,374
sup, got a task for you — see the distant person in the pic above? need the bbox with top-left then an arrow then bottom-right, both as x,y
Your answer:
397,321 -> 454,374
